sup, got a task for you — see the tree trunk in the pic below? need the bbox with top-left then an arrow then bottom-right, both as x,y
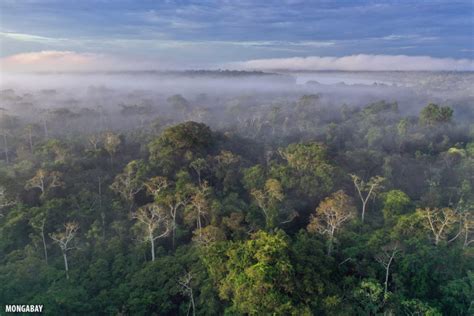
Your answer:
63,252 -> 69,279
197,213 -> 202,238
327,234 -> 334,256
190,288 -> 196,316
361,201 -> 367,223
384,256 -> 394,299
172,215 -> 176,249
41,228 -> 48,264
150,232 -> 155,262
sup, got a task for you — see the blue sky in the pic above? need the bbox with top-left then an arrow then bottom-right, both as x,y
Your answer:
0,0 -> 473,70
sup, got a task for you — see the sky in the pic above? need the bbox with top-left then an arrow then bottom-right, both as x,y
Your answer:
0,0 -> 473,71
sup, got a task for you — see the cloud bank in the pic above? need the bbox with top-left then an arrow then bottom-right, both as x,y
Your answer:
1,51 -> 103,72
233,54 -> 474,71
0,50 -> 167,72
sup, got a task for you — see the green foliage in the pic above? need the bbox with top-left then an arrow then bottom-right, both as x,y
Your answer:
0,92 -> 471,314
420,103 -> 454,126
205,230 -> 308,315
382,189 -> 412,224
352,279 -> 384,315
148,121 -> 214,175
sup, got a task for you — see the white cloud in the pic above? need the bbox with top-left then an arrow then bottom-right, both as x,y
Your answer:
0,31 -> 66,43
232,54 -> 474,71
0,50 -> 167,72
0,51 -> 106,72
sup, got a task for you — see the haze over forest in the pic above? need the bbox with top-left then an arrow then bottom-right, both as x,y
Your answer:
0,1 -> 473,315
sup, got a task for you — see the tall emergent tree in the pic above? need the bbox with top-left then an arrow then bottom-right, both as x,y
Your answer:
25,169 -> 64,199
307,190 -> 356,255
251,179 -> 285,230
132,203 -> 170,261
375,242 -> 401,300
417,207 -> 460,246
110,160 -> 146,211
50,222 -> 79,279
351,174 -> 384,223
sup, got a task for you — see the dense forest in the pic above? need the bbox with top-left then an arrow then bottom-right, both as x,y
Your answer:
0,79 -> 473,315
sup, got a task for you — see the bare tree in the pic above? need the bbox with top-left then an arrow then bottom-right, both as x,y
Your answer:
25,169 -> 64,198
375,242 -> 401,300
110,161 -> 144,211
144,176 -> 169,197
188,183 -> 210,239
178,272 -> 196,316
417,207 -> 460,246
87,134 -> 101,151
50,222 -> 79,279
459,211 -> 473,248
161,192 -> 189,249
307,190 -> 356,255
145,177 -> 190,248
132,203 -> 170,261
350,174 -> 384,223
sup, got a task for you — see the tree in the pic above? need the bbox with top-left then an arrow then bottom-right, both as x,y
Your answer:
190,158 -> 207,185
178,272 -> 196,316
192,225 -> 226,246
276,142 -> 335,200
132,203 -> 170,262
87,134 -> 101,152
50,222 -> 79,279
110,160 -> 146,211
307,190 -> 356,255
159,189 -> 189,248
103,132 -> 121,166
251,179 -> 286,229
148,122 -> 213,174
350,174 -> 384,223
144,176 -> 169,198
419,103 -> 453,126
400,299 -> 442,316
205,231 -> 308,315
187,183 -> 210,239
417,207 -> 460,245
353,279 -> 384,315
25,169 -> 64,199
375,242 -> 401,300
460,211 -> 474,248
30,210 -> 49,264
382,190 -> 412,224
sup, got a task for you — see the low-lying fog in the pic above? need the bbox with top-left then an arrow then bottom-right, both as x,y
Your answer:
0,70 -> 473,135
